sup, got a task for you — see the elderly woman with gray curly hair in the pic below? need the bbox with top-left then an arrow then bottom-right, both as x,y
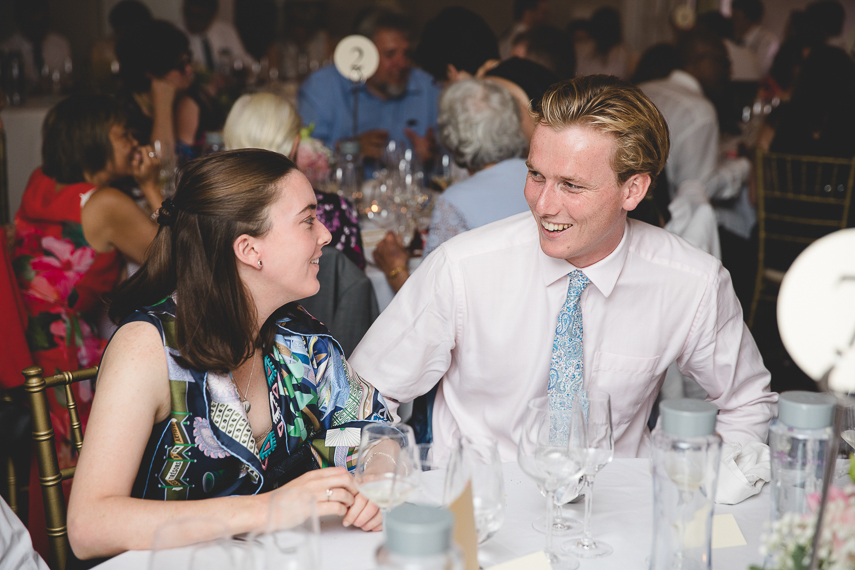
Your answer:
374,78 -> 530,291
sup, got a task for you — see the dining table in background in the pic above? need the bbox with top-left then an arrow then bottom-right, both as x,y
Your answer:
93,458 -> 769,570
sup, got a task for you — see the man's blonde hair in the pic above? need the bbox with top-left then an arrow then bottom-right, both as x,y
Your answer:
532,75 -> 670,186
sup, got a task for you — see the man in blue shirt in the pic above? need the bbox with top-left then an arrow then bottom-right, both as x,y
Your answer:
298,10 -> 440,163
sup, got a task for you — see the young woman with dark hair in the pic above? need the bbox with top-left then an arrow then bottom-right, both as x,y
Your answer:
67,150 -> 386,564
12,93 -> 161,555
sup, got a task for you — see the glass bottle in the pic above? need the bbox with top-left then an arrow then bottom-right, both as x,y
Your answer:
769,391 -> 835,523
650,399 -> 722,570
375,504 -> 463,570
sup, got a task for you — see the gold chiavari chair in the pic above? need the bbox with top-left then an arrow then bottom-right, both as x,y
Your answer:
0,387 -> 30,515
748,149 -> 855,328
23,365 -> 97,570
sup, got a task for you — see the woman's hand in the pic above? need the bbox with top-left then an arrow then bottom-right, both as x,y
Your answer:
132,145 -> 162,188
281,467 -> 358,518
343,492 -> 383,531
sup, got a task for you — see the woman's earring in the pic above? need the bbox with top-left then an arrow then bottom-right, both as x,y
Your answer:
257,260 -> 263,269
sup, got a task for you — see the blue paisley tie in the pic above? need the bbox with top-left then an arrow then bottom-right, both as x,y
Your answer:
548,270 -> 589,412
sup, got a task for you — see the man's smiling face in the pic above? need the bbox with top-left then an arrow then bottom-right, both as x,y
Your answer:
524,122 -> 648,267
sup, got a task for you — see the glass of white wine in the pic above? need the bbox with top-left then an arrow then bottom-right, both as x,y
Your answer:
354,423 -> 420,514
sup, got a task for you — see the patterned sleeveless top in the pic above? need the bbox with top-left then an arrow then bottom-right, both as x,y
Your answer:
128,297 -> 390,500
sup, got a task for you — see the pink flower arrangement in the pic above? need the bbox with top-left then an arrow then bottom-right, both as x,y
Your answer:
757,484 -> 855,570
296,134 -> 332,189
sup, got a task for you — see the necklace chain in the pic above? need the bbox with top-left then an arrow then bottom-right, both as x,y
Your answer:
230,349 -> 257,413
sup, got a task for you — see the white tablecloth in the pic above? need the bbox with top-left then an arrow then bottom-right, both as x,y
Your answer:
94,458 -> 767,570
1,99 -> 52,220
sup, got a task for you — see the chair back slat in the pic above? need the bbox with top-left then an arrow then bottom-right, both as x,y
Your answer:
23,364 -> 98,570
749,149 -> 855,328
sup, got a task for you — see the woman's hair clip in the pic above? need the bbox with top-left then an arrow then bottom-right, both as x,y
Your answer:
156,198 -> 179,226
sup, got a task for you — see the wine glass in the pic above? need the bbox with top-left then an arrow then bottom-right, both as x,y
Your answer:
564,390 -> 615,558
452,437 -> 505,544
246,488 -> 319,570
148,517 -> 232,570
518,396 -> 587,570
532,477 -> 583,534
354,423 -> 420,514
837,402 -> 855,478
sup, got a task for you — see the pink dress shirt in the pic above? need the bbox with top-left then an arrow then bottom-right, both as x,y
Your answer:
350,213 -> 777,461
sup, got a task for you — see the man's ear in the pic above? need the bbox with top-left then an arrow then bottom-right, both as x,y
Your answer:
234,234 -> 261,269
622,173 -> 652,212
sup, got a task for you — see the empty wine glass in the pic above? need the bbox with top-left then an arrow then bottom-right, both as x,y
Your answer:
564,390 -> 615,558
533,477 -> 583,535
148,517 -> 232,570
518,396 -> 587,570
453,437 -> 505,544
354,423 -> 420,514
247,488 -> 320,570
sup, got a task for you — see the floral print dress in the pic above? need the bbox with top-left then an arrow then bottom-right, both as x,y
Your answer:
12,169 -> 122,468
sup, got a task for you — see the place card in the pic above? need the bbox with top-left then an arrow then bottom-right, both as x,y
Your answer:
712,513 -> 747,548
486,551 -> 553,570
448,481 -> 479,570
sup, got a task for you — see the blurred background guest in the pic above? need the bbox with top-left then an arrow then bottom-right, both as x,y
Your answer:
223,92 -> 376,355
631,43 -> 680,84
89,0 -> 153,94
732,0 -> 779,76
510,25 -> 576,80
485,57 -> 559,142
12,94 -> 160,554
498,0 -> 551,59
1,0 -> 73,94
413,6 -> 500,86
768,44 -> 855,157
374,78 -> 529,292
182,0 -> 255,76
268,0 -> 334,82
298,9 -> 439,166
803,0 -> 847,46
116,19 -> 224,164
575,7 -> 637,80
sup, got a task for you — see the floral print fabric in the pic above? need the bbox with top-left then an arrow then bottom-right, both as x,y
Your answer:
12,168 -> 122,468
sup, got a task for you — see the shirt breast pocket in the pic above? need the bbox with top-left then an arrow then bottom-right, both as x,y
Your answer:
590,351 -> 661,427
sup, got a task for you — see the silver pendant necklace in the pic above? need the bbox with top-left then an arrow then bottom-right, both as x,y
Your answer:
230,350 -> 257,414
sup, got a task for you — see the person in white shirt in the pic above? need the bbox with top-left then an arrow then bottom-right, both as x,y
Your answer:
640,31 -> 754,242
350,75 -> 777,462
732,0 -> 779,76
182,0 -> 255,75
1,0 -> 72,93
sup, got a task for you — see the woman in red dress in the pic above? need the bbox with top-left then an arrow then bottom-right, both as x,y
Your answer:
12,93 -> 161,552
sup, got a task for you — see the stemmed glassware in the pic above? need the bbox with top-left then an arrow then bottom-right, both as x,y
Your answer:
565,390 -> 615,558
354,423 -> 420,515
148,517 -> 235,570
518,396 -> 587,570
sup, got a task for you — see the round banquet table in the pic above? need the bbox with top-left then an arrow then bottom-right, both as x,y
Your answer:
93,458 -> 767,570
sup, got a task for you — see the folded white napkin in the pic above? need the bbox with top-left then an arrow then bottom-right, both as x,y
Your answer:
715,441 -> 771,505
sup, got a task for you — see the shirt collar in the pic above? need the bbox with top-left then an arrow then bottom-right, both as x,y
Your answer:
538,218 -> 631,298
668,69 -> 704,95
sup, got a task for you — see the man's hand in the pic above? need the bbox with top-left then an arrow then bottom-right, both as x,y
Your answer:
404,126 -> 437,165
358,129 -> 389,160
374,231 -> 410,293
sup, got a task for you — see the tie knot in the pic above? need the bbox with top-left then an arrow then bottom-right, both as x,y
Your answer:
569,270 -> 589,288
